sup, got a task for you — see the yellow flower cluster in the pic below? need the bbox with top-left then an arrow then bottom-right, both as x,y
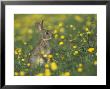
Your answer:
60,72 -> 71,76
41,50 -> 52,57
77,63 -> 83,72
45,62 -> 58,71
84,27 -> 90,34
48,54 -> 53,59
15,48 -> 22,55
15,71 -> 25,76
73,51 -> 79,55
36,62 -> 58,76
42,53 -> 54,62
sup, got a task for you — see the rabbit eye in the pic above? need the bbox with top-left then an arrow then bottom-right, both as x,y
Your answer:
46,32 -> 49,35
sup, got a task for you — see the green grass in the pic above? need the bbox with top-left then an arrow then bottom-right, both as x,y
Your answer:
14,14 -> 97,76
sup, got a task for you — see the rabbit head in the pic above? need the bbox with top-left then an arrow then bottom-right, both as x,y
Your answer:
36,20 -> 52,41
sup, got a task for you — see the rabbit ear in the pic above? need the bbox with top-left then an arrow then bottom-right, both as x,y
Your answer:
36,20 -> 44,31
40,20 -> 43,30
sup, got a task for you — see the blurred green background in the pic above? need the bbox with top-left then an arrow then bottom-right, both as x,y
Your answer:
14,14 -> 97,76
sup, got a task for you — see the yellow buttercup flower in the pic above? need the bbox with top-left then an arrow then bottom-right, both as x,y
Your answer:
18,48 -> 21,52
59,41 -> 64,45
15,72 -> 19,76
23,42 -> 27,45
64,72 -> 70,76
44,69 -> 51,76
43,54 -> 47,58
80,33 -> 83,36
27,63 -> 31,67
93,60 -> 97,65
21,59 -> 25,61
73,45 -> 77,49
85,27 -> 89,32
45,63 -> 49,68
77,67 -> 83,72
15,48 -> 22,55
60,35 -> 65,39
70,25 -> 73,28
74,51 -> 79,55
47,54 -> 53,59
50,62 -> 58,71
79,63 -> 83,67
55,53 -> 59,56
28,53 -> 31,56
36,73 -> 44,76
58,22 -> 63,27
54,34 -> 58,39
20,71 -> 25,76
53,29 -> 58,34
88,48 -> 95,53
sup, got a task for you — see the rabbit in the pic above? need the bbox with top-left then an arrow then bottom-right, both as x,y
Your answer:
28,20 -> 53,67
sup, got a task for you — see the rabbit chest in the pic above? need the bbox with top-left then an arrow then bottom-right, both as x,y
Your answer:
29,39 -> 51,66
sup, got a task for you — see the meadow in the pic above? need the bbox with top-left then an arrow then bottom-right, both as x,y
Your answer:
14,14 -> 97,76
